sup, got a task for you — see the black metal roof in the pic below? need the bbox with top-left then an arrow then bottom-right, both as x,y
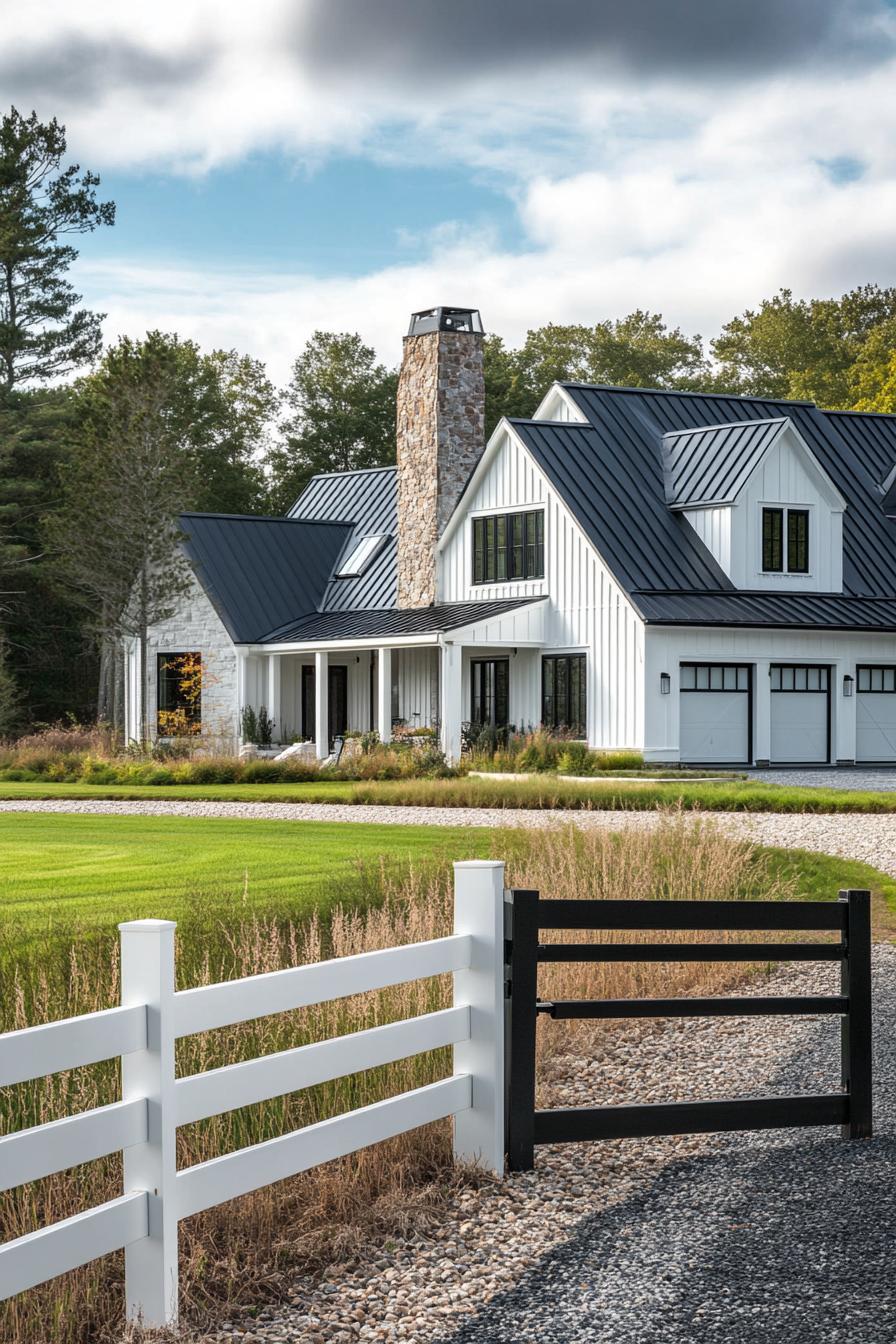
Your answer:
260,598 -> 544,644
633,591 -> 896,631
662,417 -> 790,508
289,467 -> 397,611
507,384 -> 896,628
179,513 -> 351,642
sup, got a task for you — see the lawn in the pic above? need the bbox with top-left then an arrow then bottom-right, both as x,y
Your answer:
3,775 -> 896,812
4,811 -> 896,973
0,813 -> 484,970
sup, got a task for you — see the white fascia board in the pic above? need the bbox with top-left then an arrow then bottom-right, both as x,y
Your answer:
438,420 -> 512,552
531,382 -> 588,423
780,422 -> 848,510
440,598 -> 548,647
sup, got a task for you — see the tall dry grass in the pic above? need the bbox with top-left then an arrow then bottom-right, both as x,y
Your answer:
1,815 -> 799,1343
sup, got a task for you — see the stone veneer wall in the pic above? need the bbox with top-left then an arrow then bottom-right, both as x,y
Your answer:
396,328 -> 485,608
142,575 -> 238,746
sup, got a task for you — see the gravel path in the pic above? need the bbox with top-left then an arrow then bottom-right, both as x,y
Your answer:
203,948 -> 896,1344
436,947 -> 896,1344
6,798 -> 896,881
751,767 -> 896,791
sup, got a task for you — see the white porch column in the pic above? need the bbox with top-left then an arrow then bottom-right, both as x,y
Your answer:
236,649 -> 248,744
377,647 -> 392,744
315,650 -> 329,758
440,641 -> 464,764
834,661 -> 856,764
267,653 -> 281,741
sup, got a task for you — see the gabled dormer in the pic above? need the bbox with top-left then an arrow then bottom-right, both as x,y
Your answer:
663,417 -> 847,593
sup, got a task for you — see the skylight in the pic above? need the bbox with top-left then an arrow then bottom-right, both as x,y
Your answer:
335,534 -> 387,578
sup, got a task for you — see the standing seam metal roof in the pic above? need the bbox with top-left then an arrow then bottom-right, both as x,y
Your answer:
288,467 -> 397,611
662,417 -> 790,508
549,384 -> 896,612
179,513 -> 351,643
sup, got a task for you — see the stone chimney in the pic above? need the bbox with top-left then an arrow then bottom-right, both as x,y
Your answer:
396,306 -> 485,608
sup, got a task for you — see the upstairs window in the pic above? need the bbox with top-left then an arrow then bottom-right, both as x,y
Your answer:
335,534 -> 387,578
472,510 -> 544,584
762,507 -> 809,574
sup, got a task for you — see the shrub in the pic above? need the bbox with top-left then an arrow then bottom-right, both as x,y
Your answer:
240,705 -> 259,745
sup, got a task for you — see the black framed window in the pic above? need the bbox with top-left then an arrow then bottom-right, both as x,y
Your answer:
762,508 -> 783,572
542,654 -> 587,737
471,659 -> 509,727
157,652 -> 202,735
787,509 -> 809,574
762,506 -> 809,574
473,510 -> 544,583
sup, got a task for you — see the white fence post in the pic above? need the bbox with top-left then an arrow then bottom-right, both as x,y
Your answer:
119,919 -> 178,1327
452,861 -> 506,1176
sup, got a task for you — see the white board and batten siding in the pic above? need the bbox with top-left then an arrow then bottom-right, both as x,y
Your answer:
683,426 -> 844,594
438,424 -> 645,750
645,625 -> 896,765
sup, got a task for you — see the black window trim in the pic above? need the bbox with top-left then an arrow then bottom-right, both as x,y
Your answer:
470,657 -> 510,728
541,652 -> 587,739
157,651 -> 202,735
761,504 -> 811,575
472,508 -> 545,585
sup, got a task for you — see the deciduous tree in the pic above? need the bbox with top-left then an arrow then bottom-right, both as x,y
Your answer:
268,331 -> 396,510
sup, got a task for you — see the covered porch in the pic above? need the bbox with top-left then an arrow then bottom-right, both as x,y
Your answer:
237,598 -> 547,762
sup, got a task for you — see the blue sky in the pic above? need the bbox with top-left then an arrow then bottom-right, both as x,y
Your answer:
98,156 -> 525,275
5,0 -> 896,381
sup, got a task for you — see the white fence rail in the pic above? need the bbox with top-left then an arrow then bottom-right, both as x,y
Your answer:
0,861 -> 506,1328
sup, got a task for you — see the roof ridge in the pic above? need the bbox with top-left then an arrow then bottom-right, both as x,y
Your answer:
827,407 -> 896,421
305,464 -> 398,480
180,512 -> 354,527
661,415 -> 789,440
560,381 -> 817,407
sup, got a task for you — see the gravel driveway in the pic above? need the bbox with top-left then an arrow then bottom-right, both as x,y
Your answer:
206,949 -> 896,1344
436,948 -> 896,1344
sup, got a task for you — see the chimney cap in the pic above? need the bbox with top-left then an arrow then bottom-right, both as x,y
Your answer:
407,306 -> 483,337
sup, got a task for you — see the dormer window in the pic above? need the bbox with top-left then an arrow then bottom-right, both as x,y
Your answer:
762,508 -> 809,575
335,534 -> 387,578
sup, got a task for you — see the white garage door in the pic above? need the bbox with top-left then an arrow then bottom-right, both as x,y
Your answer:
770,665 -> 830,764
856,666 -> 896,762
679,664 -> 751,764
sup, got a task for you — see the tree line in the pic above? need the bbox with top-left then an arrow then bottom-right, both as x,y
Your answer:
4,105 -> 896,733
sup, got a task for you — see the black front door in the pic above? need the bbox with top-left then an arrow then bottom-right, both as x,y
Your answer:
302,665 -> 349,744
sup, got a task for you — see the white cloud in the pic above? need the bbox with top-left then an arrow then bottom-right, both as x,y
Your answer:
6,1 -> 895,381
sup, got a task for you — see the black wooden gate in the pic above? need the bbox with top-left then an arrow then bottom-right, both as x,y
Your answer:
505,889 -> 872,1171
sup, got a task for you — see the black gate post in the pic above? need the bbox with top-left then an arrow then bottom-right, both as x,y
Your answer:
506,889 -> 539,1171
840,888 -> 872,1140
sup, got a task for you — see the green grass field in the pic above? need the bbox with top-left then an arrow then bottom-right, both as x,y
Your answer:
3,811 -> 896,966
0,813 -> 487,968
2,774 -> 896,812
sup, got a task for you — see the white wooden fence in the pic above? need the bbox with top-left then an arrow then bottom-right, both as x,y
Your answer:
0,860 -> 507,1328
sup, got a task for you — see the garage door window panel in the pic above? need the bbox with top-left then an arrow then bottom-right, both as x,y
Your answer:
679,663 -> 751,765
856,666 -> 896,762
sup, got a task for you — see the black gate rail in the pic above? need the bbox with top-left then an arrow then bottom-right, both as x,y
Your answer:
505,889 -> 872,1171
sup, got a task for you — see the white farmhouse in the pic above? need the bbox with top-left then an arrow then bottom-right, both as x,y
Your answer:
126,305 -> 896,767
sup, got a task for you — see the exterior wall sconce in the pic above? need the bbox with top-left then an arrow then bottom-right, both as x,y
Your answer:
843,674 -> 854,697
660,672 -> 671,695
